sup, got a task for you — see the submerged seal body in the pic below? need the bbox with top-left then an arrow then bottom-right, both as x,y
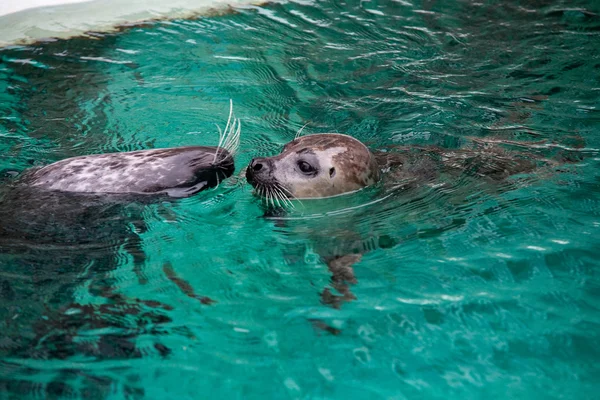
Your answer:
21,146 -> 235,198
246,134 -> 379,199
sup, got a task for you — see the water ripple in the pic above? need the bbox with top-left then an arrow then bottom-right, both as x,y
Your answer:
1,0 -> 600,398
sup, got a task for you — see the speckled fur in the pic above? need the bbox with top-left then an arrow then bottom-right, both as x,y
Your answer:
21,146 -> 234,197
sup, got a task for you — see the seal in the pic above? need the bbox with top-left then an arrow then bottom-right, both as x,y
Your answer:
21,146 -> 235,198
245,131 -> 583,315
245,132 -> 557,203
18,102 -> 241,198
245,133 -> 380,200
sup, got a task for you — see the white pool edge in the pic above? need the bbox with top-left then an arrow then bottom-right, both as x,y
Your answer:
0,0 -> 277,48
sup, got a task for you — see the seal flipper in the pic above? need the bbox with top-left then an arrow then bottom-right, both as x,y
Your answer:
164,181 -> 208,198
320,254 -> 361,309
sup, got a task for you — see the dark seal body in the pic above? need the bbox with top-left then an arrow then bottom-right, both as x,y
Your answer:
20,146 -> 235,198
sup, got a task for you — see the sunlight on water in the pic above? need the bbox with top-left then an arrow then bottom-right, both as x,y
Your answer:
1,0 -> 600,399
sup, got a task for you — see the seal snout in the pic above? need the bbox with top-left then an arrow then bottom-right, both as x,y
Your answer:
251,159 -> 263,172
246,157 -> 271,186
214,149 -> 235,175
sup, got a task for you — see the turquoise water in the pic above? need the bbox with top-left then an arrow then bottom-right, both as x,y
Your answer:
1,0 -> 600,398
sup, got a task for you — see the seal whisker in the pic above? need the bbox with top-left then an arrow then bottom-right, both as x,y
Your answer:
228,118 -> 241,156
272,188 -> 283,208
222,99 -> 234,147
274,186 -> 295,209
258,184 -> 268,206
215,123 -> 224,141
295,122 -> 309,140
213,125 -> 225,164
270,185 -> 285,208
271,184 -> 293,208
223,120 -> 235,155
258,186 -> 267,205
269,189 -> 276,208
269,183 -> 290,208
283,192 -> 297,209
223,115 -> 241,156
269,188 -> 278,208
276,183 -> 304,208
213,99 -> 235,163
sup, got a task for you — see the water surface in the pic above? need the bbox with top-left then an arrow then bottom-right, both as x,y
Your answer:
1,0 -> 599,399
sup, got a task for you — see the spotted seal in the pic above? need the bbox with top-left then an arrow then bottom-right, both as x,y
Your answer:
21,146 -> 235,198
244,132 -> 562,203
18,103 -> 241,198
245,131 -> 583,314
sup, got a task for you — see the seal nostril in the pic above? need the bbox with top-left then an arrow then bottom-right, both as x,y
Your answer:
253,162 -> 263,172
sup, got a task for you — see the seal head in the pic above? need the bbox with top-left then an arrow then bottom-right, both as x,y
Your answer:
246,134 -> 379,199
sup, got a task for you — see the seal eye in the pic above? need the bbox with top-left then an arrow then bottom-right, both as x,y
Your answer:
297,161 -> 316,174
